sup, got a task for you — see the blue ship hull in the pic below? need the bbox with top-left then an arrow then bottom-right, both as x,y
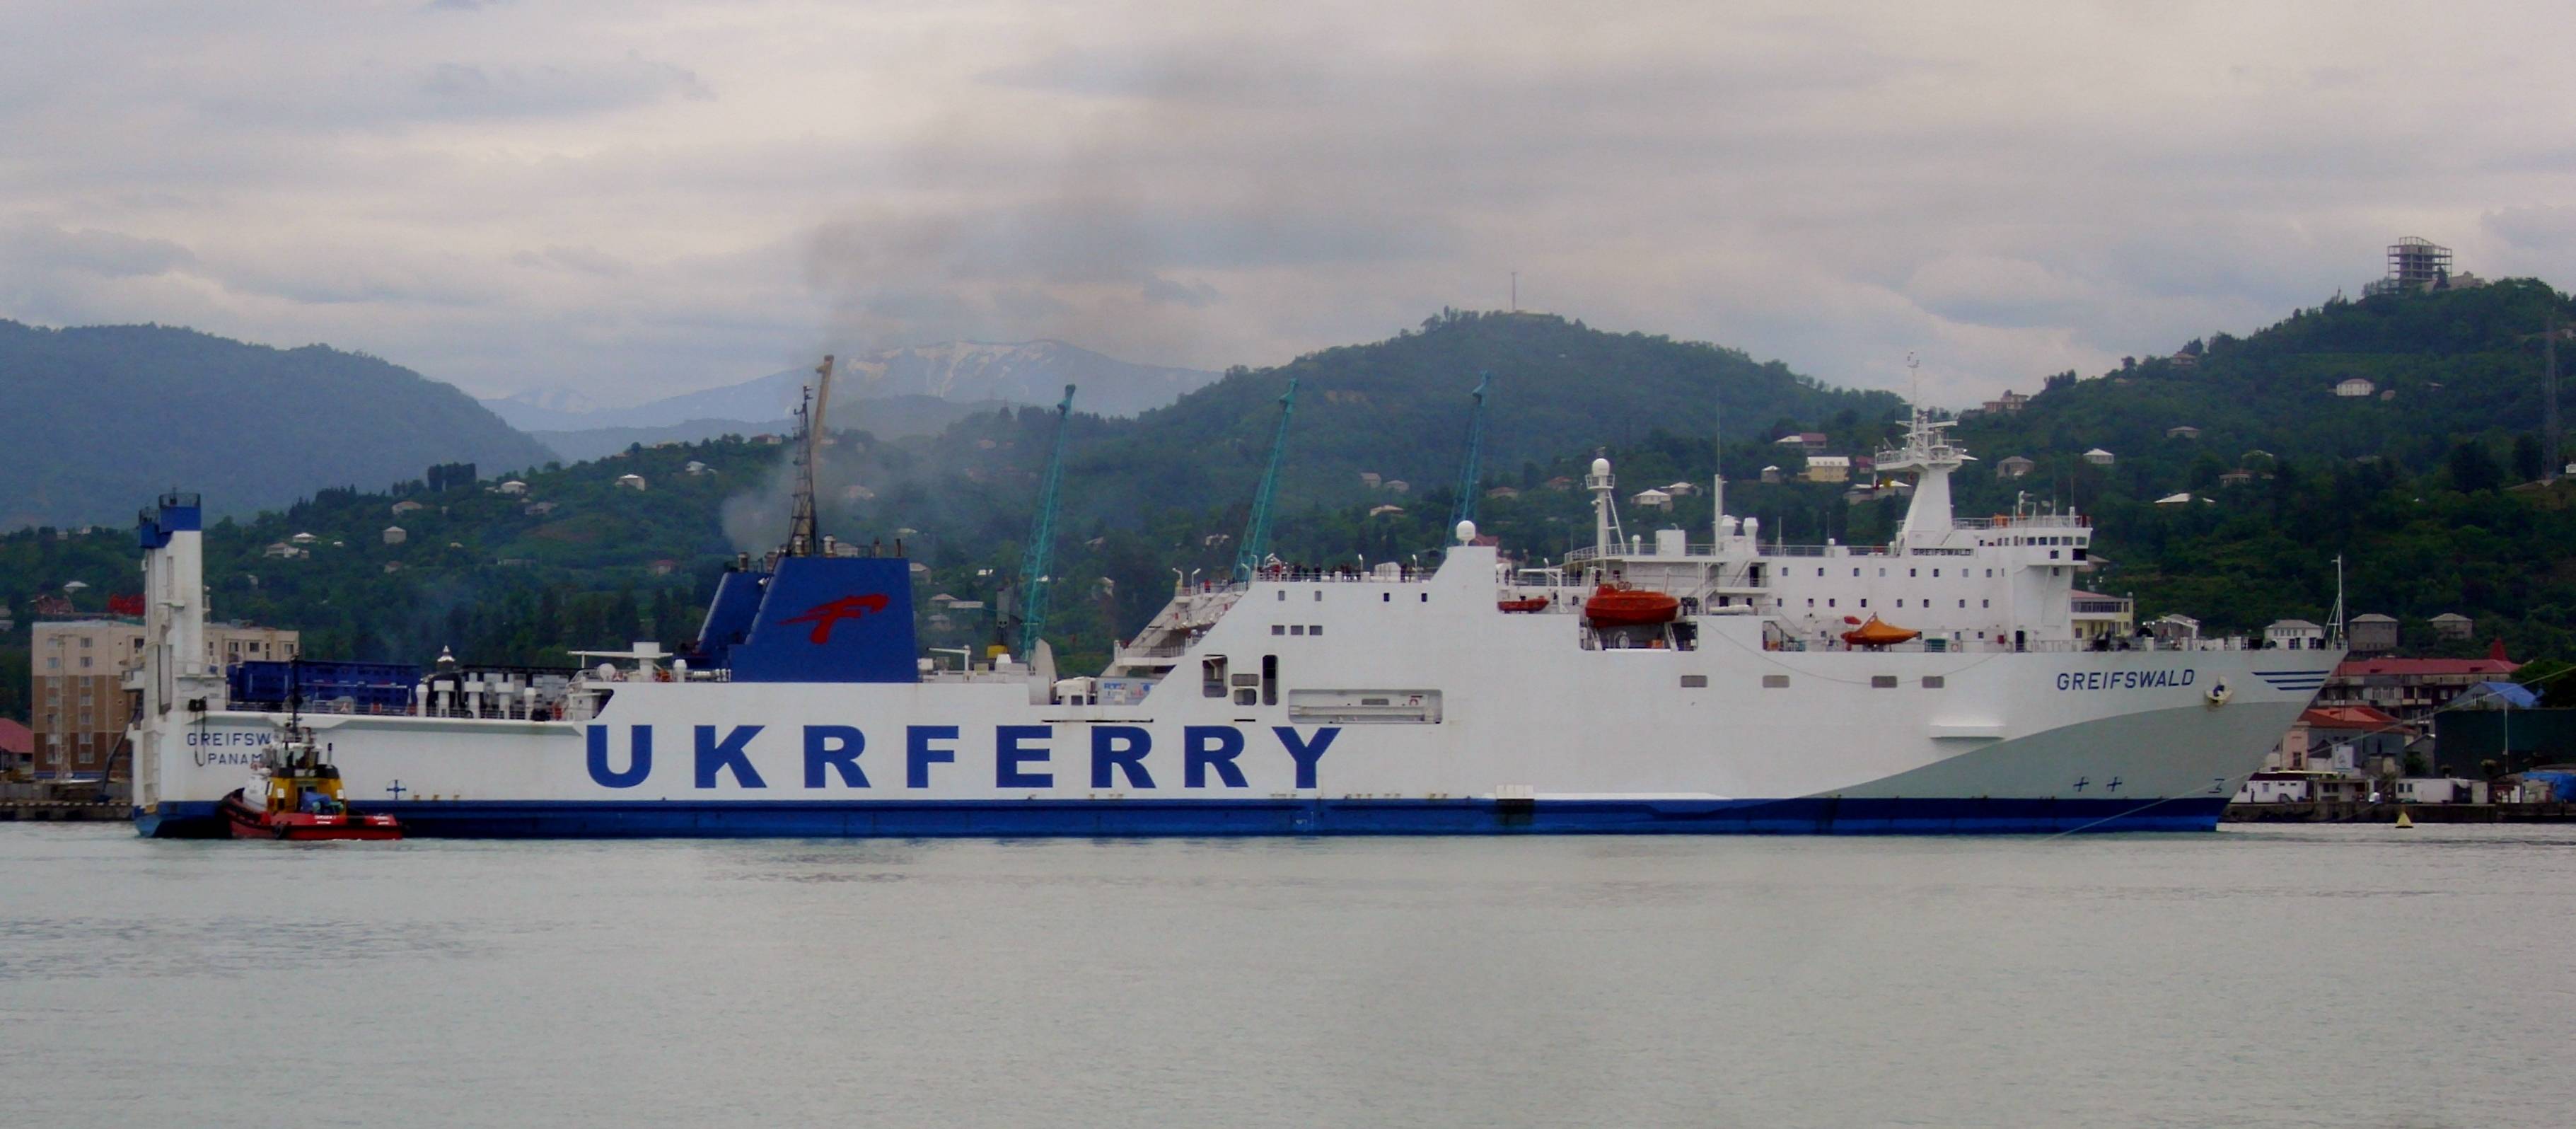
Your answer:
138,795 -> 2231,838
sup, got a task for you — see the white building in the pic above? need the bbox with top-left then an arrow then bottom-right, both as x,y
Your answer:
2265,619 -> 2327,650
1631,488 -> 1673,510
2335,378 -> 2376,398
382,526 -> 407,545
2083,448 -> 2116,466
615,474 -> 647,491
1804,456 -> 1851,483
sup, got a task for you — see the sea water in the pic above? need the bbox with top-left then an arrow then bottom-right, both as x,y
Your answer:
4,823 -> 2571,1128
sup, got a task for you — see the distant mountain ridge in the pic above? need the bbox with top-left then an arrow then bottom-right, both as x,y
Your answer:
484,340 -> 1219,434
0,320 -> 553,528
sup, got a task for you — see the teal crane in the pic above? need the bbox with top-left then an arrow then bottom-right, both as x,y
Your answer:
1235,378 -> 1299,581
1447,373 -> 1491,534
1016,384 -> 1077,659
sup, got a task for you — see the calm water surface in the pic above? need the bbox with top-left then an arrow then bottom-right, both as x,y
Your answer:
4,823 -> 2571,1128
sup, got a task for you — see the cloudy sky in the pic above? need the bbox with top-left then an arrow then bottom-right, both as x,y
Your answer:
5,0 -> 2572,407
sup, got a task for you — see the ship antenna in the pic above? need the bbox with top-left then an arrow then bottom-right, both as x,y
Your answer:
2329,554 -> 2347,648
786,355 -> 835,557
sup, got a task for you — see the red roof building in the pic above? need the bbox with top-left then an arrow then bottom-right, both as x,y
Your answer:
0,717 -> 32,769
2319,652 -> 2521,719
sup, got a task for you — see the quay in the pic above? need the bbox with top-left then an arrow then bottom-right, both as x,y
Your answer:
2,800 -> 127,822
2227,801 -> 2576,824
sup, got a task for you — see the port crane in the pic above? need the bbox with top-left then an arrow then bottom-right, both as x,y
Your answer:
1447,373 -> 1491,534
1235,378 -> 1299,581
1015,385 -> 1077,658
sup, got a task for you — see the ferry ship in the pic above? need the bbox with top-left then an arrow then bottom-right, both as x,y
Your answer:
129,377 -> 2335,838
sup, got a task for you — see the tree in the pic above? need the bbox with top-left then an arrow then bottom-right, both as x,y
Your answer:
2447,441 -> 2502,494
2513,433 -> 2546,482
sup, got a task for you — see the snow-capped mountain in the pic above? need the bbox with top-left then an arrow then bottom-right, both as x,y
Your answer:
481,340 -> 1217,434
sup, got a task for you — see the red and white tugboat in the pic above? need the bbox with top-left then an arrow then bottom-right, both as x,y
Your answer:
216,721 -> 402,841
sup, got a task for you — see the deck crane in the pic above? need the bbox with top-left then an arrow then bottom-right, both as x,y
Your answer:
1446,373 -> 1491,534
1235,378 -> 1299,581
1015,385 -> 1077,659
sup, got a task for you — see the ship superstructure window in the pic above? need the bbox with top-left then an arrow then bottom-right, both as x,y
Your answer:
1762,675 -> 1789,688
1310,625 -> 1323,636
1680,675 -> 1708,688
1921,676 -> 1946,688
1273,625 -> 1286,635
1277,591 -> 1287,601
1870,676 -> 1898,688
1202,656 -> 1229,697
1291,625 -> 1305,635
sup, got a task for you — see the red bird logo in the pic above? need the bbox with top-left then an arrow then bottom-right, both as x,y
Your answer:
779,594 -> 891,644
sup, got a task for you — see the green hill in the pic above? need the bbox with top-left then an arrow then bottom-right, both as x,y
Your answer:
0,320 -> 556,528
13,289 -> 2576,724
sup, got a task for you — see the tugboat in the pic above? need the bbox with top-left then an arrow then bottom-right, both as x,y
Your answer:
216,721 -> 402,841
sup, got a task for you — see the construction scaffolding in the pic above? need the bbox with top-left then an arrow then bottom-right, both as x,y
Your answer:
2366,236 -> 2454,296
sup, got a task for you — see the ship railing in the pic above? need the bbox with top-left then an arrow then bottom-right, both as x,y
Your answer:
1951,514 -> 2090,530
1753,543 -> 1889,558
1765,635 -> 2249,654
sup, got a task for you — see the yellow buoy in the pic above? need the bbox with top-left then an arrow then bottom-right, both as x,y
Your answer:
2396,809 -> 2414,829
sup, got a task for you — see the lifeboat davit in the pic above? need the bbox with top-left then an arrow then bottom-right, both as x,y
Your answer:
1584,584 -> 1680,627
1840,615 -> 1921,649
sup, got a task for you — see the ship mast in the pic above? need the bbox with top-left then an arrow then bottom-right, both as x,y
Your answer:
785,354 -> 835,557
1875,352 -> 1969,546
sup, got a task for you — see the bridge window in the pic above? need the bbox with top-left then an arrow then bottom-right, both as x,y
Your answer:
1870,676 -> 1898,688
1922,676 -> 1946,689
1680,675 -> 1708,688
1763,675 -> 1789,688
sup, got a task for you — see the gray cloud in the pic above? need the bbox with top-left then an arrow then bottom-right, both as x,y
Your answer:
4,1 -> 2575,410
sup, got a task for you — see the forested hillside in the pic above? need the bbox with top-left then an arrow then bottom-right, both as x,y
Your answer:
9,288 -> 2576,724
0,320 -> 555,527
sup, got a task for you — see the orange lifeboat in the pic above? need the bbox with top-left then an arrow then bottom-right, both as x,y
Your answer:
1497,596 -> 1550,613
1840,615 -> 1921,649
1584,584 -> 1681,627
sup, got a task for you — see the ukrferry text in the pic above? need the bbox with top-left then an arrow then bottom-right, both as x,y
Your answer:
586,724 -> 1340,790
2055,668 -> 2195,691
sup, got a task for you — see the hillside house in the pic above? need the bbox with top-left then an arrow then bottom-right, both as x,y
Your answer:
1359,472 -> 1382,489
2431,612 -> 2475,640
1543,475 -> 1575,491
2165,425 -> 2200,440
2083,448 -> 2116,466
1996,455 -> 2035,480
2334,378 -> 2376,398
2265,619 -> 2327,650
1368,504 -> 1406,517
2220,470 -> 2256,487
495,480 -> 528,496
1381,480 -> 1410,495
2348,613 -> 2399,654
615,474 -> 647,491
1760,465 -> 1784,484
1660,481 -> 1702,497
381,526 -> 407,545
1485,486 -> 1521,500
1804,456 -> 1851,484
1776,432 -> 1831,453
390,499 -> 425,516
1631,488 -> 1673,510
684,461 -> 712,476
